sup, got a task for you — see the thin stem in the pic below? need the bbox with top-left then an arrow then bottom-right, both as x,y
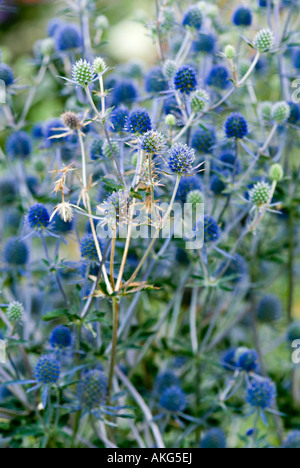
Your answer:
107,297 -> 119,405
110,232 -> 116,290
99,75 -> 105,117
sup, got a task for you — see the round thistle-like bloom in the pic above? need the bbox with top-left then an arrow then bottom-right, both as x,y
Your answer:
61,111 -> 81,130
224,45 -> 236,60
47,18 -> 63,37
4,238 -> 29,266
257,294 -> 282,323
52,213 -> 73,234
163,60 -> 177,80
7,301 -> 24,322
249,181 -> 271,207
292,48 -> 300,70
154,371 -> 180,395
204,215 -> 220,243
237,349 -> 259,372
54,23 -> 82,51
246,378 -> 276,409
187,189 -> 203,206
112,79 -> 139,105
174,65 -> 197,95
269,164 -> 284,182
165,114 -> 176,126
259,101 -> 272,120
35,356 -> 60,384
206,65 -> 230,89
271,101 -> 291,123
191,127 -> 216,153
225,113 -> 248,139
232,6 -> 252,26
72,59 -> 94,87
110,107 -> 129,133
210,174 -> 226,195
282,431 -> 300,448
80,234 -> 99,262
287,101 -> 300,124
78,370 -> 108,410
93,57 -> 106,75
32,123 -> 44,140
141,130 -> 165,153
193,33 -> 216,54
145,66 -> 168,94
95,15 -> 109,30
0,179 -> 18,205
127,108 -> 152,134
160,386 -> 187,412
176,176 -> 202,203
28,203 -> 50,230
102,140 -> 119,159
6,131 -> 32,159
200,429 -> 227,449
221,348 -> 238,371
253,29 -> 274,53
167,143 -> 195,175
182,5 -> 202,30
0,63 -> 14,86
190,89 -> 210,113
287,321 -> 300,343
90,138 -> 104,160
50,325 -> 72,349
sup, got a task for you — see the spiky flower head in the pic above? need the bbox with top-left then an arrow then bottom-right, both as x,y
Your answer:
6,131 -> 32,159
93,57 -> 107,75
102,140 -> 119,159
191,127 -> 216,153
225,113 -> 248,139
190,89 -> 210,113
174,65 -> 197,95
253,29 -> 274,53
167,143 -> 195,175
259,101 -> 272,120
141,131 -> 166,154
200,429 -> 227,449
246,378 -> 276,409
80,234 -> 99,262
0,63 -> 14,86
52,202 -> 74,223
154,371 -> 180,395
249,181 -> 271,207
282,431 -> 300,448
110,107 -> 129,133
50,325 -> 72,349
78,370 -> 108,410
28,203 -> 50,230
204,215 -> 220,243
257,294 -> 282,323
35,355 -> 60,384
160,386 -> 187,412
163,59 -> 178,80
193,33 -> 216,54
4,237 -> 29,266
61,111 -> 81,130
232,6 -> 252,27
165,114 -> 176,126
72,59 -> 94,87
127,108 -> 152,134
271,101 -> 291,123
269,163 -> 284,182
224,45 -> 236,59
7,301 -> 24,322
187,189 -> 203,206
54,23 -> 82,51
145,66 -> 168,94
236,349 -> 259,372
182,5 -> 203,31
206,65 -> 230,89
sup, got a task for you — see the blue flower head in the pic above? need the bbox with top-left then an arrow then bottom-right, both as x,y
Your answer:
210,174 -> 226,194
237,349 -> 259,372
292,48 -> 300,70
127,108 -> 152,134
47,18 -> 64,37
167,143 -> 195,175
6,131 -> 32,159
200,429 -> 227,448
176,176 -> 201,203
4,237 -> 29,266
35,355 -> 60,384
78,370 -> 108,410
225,113 -> 248,139
182,5 -> 203,30
174,65 -> 197,95
191,127 -> 217,154
50,325 -> 72,349
154,371 -> 180,395
257,294 -> 282,323
193,33 -> 216,54
232,7 -> 253,27
112,79 -> 139,106
204,215 -> 220,243
288,101 -> 300,124
160,386 -> 187,412
28,203 -> 50,230
110,107 -> 129,133
221,348 -> 238,371
80,234 -> 99,263
282,431 -> 300,448
54,23 -> 82,51
0,63 -> 14,86
90,138 -> 104,160
145,66 -> 168,94
246,378 -> 276,409
206,65 -> 230,89
52,213 -> 73,234
32,123 -> 44,139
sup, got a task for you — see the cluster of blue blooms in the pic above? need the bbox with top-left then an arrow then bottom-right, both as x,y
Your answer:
0,0 -> 299,450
